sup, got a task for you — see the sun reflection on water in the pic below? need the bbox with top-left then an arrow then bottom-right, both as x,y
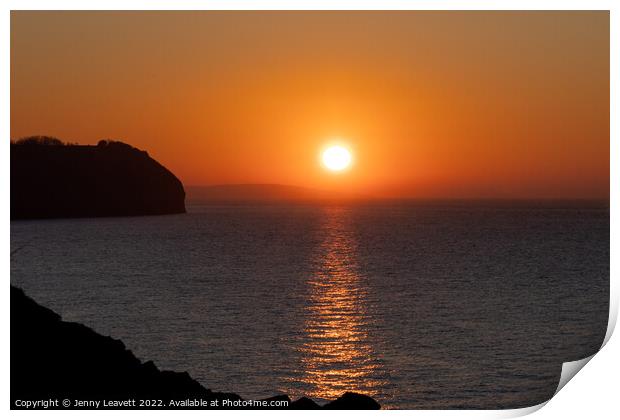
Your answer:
295,207 -> 385,401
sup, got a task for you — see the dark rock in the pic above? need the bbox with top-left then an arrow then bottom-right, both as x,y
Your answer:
10,285 -> 238,408
11,138 -> 185,219
322,392 -> 381,410
290,396 -> 322,409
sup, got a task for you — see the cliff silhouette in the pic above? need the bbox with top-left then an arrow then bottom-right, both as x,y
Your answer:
11,137 -> 186,219
11,286 -> 380,410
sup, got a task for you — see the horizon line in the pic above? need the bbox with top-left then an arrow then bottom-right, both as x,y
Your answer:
185,183 -> 609,203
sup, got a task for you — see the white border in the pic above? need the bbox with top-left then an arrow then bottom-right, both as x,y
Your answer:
2,2 -> 616,419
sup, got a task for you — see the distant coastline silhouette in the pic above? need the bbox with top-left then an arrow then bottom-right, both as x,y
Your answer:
11,136 -> 186,219
186,184 -> 366,204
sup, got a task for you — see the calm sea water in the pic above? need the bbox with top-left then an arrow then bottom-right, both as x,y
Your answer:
10,202 -> 609,409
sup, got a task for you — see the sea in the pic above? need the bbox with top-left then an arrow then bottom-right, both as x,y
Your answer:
10,201 -> 609,409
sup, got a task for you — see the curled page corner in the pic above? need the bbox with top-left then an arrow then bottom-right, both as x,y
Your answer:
546,300 -> 615,404
496,356 -> 595,419
554,355 -> 595,396
495,401 -> 548,418
545,287 -> 619,403
498,302 -> 616,419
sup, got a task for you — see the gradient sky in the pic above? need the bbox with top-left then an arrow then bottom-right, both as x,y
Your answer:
11,11 -> 609,198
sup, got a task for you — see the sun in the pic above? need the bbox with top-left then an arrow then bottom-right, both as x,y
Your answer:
322,145 -> 352,172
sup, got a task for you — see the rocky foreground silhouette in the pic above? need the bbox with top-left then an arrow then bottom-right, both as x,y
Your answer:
11,137 -> 186,219
10,286 -> 380,410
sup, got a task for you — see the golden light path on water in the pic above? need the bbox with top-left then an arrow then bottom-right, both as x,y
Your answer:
294,207 -> 386,402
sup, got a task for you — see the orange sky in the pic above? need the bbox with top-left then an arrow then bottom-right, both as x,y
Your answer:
11,11 -> 609,199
